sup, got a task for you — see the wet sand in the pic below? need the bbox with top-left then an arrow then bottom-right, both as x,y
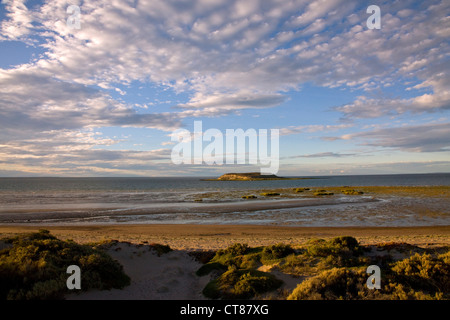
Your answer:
0,197 -> 376,223
1,224 -> 448,250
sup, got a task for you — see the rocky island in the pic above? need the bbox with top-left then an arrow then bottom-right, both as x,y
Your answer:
203,172 -> 307,181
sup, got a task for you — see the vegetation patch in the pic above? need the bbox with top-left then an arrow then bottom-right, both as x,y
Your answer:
293,188 -> 310,193
306,236 -> 362,257
242,195 -> 257,199
261,243 -> 295,262
341,189 -> 364,195
260,192 -> 280,196
148,243 -> 172,256
196,237 -> 449,300
188,250 -> 216,264
0,230 -> 130,300
391,252 -> 450,294
286,238 -> 450,300
287,267 -> 370,300
202,266 -> 283,299
314,192 -> 334,196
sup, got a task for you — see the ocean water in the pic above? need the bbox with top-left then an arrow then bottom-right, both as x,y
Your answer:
0,173 -> 449,226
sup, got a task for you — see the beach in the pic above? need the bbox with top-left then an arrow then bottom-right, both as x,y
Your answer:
2,224 -> 449,300
1,224 -> 449,300
0,179 -> 449,300
1,224 -> 449,249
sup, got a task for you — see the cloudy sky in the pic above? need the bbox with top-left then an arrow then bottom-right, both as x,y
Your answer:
0,0 -> 449,177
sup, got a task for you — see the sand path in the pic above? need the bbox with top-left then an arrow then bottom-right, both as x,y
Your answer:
67,242 -> 211,300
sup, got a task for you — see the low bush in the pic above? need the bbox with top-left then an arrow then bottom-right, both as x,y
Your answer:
197,240 -> 450,300
306,236 -> 362,258
280,254 -> 320,277
197,243 -> 253,275
262,243 -> 295,261
288,267 -> 370,300
0,230 -> 130,300
391,252 -> 450,294
196,262 -> 228,277
148,243 -> 172,256
217,243 -> 250,256
288,249 -> 450,300
203,267 -> 283,299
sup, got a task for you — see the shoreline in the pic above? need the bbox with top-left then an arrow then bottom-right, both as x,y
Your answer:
0,197 -> 379,224
1,224 -> 449,250
1,185 -> 448,226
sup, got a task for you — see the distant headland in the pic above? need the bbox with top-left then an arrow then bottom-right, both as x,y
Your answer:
202,172 -> 312,181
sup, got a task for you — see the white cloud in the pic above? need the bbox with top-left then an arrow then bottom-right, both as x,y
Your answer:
1,0 -> 449,175
284,152 -> 357,158
0,0 -> 34,41
2,0 -> 448,115
279,124 -> 352,136
337,122 -> 450,152
0,67 -> 182,139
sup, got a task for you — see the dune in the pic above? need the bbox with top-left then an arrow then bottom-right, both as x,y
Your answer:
66,241 -> 211,300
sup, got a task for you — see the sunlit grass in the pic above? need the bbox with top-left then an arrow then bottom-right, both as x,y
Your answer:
197,237 -> 450,300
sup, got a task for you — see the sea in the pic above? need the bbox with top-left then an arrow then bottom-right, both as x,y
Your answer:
0,173 -> 449,226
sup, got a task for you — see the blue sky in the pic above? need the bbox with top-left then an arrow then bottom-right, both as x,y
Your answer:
0,0 -> 449,176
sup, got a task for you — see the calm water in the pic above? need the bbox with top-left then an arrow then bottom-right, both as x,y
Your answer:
0,173 -> 449,192
0,173 -> 449,226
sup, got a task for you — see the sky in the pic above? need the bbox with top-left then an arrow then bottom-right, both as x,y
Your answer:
0,0 -> 449,177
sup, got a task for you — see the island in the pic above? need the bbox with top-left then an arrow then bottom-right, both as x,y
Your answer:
202,172 -> 310,181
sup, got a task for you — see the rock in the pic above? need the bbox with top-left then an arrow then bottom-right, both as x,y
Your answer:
217,172 -> 282,180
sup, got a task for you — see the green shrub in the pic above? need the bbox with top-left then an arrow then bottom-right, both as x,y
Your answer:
203,267 -> 282,299
196,262 -> 228,276
330,236 -> 360,252
188,250 -> 216,264
306,236 -> 361,258
391,252 -> 450,294
287,267 -> 369,300
314,192 -> 334,196
280,254 -> 320,277
0,231 -> 130,300
262,243 -> 295,261
240,254 -> 260,269
217,243 -> 250,256
197,243 -> 253,275
149,243 -> 172,256
318,254 -> 370,269
242,195 -> 257,199
202,279 -> 221,299
380,282 -> 443,300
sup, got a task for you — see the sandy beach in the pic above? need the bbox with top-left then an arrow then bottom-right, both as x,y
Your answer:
1,224 -> 449,249
1,224 -> 449,300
